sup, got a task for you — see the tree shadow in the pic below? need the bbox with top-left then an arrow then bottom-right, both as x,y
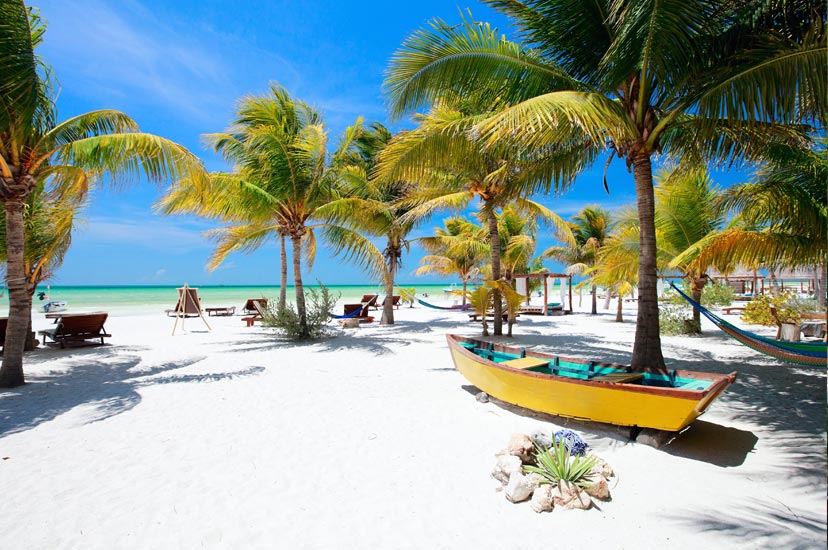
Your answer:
0,346 -> 264,438
664,498 -> 826,550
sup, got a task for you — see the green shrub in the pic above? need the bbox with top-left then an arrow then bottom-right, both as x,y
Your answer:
263,284 -> 340,339
659,304 -> 696,335
700,282 -> 735,307
665,280 -> 735,307
524,440 -> 598,488
741,292 -> 817,326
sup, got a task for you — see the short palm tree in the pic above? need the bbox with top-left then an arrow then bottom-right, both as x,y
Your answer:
682,140 -> 828,305
545,206 -> 612,314
160,85 -> 381,338
375,101 -> 576,335
416,216 -> 488,305
384,2 -> 825,369
0,184 -> 80,348
320,122 -> 416,325
657,168 -> 725,331
0,2 -> 207,387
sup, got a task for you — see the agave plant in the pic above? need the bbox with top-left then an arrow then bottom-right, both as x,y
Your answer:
524,440 -> 598,489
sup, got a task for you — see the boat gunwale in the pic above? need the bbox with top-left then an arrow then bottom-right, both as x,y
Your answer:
448,334 -> 738,401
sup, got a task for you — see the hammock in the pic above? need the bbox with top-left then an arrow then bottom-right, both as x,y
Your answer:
669,282 -> 826,366
329,308 -> 362,319
416,298 -> 472,311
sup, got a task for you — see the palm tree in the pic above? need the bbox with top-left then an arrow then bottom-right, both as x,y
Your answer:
682,140 -> 828,305
320,122 -> 418,325
0,184 -> 80,348
416,216 -> 488,305
0,2 -> 207,387
657,168 -> 725,331
160,85 -> 382,338
384,2 -> 825,369
545,206 -> 612,314
496,203 -> 539,282
375,101 -> 576,335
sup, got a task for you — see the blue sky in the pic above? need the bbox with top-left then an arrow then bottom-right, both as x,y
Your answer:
37,0 -> 748,286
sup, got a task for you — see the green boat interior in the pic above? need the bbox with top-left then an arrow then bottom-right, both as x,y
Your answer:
459,341 -> 712,391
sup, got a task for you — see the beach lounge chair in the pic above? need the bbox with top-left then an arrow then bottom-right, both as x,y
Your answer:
243,298 -> 268,315
382,295 -> 401,309
166,286 -> 203,318
360,294 -> 379,310
343,303 -> 374,323
38,312 -> 111,348
242,300 -> 267,327
205,306 -> 236,317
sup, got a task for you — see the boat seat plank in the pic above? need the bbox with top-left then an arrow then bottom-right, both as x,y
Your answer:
502,357 -> 549,370
592,372 -> 645,384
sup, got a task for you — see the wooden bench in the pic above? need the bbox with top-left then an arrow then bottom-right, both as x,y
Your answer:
592,372 -> 645,384
39,312 -> 111,349
722,306 -> 746,315
501,357 -> 549,370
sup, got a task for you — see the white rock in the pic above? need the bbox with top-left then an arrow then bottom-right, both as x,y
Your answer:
504,472 -> 535,503
491,454 -> 523,485
507,433 -> 535,464
584,476 -> 611,501
589,455 -> 614,479
553,480 -> 592,510
530,484 -> 555,513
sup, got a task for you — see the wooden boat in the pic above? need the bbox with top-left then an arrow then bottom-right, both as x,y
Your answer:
447,334 -> 737,432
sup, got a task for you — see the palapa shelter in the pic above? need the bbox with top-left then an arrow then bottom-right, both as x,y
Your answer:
511,273 -> 573,315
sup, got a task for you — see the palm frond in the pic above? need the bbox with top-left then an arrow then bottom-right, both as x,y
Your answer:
384,12 -> 581,118
55,133 -> 208,191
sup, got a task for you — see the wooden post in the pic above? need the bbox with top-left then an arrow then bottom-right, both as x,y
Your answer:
543,275 -> 549,317
568,275 -> 573,314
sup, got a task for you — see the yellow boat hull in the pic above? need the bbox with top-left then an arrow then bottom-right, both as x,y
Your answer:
448,335 -> 736,432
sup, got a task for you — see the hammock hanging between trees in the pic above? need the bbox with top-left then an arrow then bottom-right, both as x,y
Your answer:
416,298 -> 472,311
668,282 -> 826,367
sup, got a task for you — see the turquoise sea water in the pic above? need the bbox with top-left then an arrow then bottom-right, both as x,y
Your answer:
8,283 -> 486,316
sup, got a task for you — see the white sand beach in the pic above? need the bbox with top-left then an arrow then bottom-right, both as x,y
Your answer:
1,302 -> 825,549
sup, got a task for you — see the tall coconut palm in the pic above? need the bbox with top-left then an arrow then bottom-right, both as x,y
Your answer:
375,101 -> 577,335
545,206 -> 612,314
682,140 -> 828,305
384,2 -> 825,368
0,2 -> 207,387
416,216 -> 488,305
160,85 -> 382,338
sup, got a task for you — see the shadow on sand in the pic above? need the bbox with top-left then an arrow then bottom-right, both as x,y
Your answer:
0,345 -> 264,438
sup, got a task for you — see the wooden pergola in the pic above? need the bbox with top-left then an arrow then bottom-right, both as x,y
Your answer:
511,273 -> 573,315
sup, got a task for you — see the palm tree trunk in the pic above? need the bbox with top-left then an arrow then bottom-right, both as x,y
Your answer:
616,295 -> 623,322
815,265 -> 826,307
279,234 -> 287,310
689,275 -> 709,334
590,283 -> 598,315
0,198 -> 30,387
631,154 -> 666,370
290,234 -> 308,337
486,206 -> 503,336
381,243 -> 396,325
461,278 -> 467,306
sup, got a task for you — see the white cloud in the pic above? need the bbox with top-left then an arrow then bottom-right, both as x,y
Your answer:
74,215 -> 212,252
